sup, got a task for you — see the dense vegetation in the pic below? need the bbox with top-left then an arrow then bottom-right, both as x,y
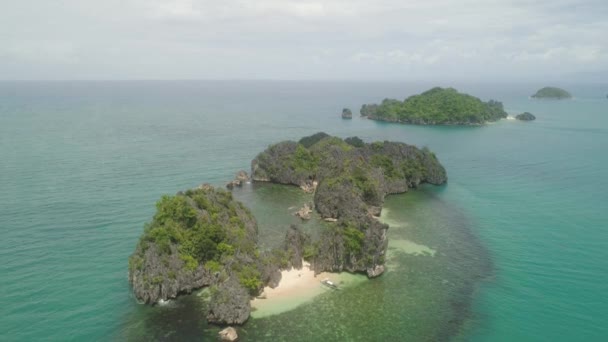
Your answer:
128,186 -> 285,324
130,134 -> 448,324
252,133 -> 447,276
359,87 -> 507,125
531,87 -> 572,99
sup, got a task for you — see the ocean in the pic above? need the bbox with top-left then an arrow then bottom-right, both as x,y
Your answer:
1,80 -> 606,341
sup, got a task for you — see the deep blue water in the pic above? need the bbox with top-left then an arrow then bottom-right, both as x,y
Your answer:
1,81 -> 607,341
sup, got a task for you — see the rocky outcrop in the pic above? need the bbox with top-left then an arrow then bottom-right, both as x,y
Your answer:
226,171 -> 249,189
128,244 -> 215,304
207,277 -> 251,325
516,112 -> 536,121
283,225 -> 310,269
219,327 -> 239,341
341,108 -> 353,119
299,180 -> 317,193
251,134 -> 447,278
129,186 -> 267,325
295,203 -> 312,220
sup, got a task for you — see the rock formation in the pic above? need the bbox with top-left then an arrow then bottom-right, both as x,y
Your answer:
218,327 -> 239,341
295,203 -> 312,220
128,186 -> 279,324
341,108 -> 353,119
129,133 -> 448,325
531,87 -> 572,99
358,87 -> 507,125
251,133 -> 447,277
516,112 -> 536,121
226,170 -> 249,189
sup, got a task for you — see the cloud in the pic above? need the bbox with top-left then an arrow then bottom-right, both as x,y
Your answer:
0,41 -> 78,64
0,0 -> 607,80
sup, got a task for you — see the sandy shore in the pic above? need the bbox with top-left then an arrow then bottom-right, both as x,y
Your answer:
250,261 -> 364,318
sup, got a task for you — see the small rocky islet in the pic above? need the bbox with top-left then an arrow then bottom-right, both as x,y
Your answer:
128,133 -> 447,327
341,108 -> 353,119
531,87 -> 572,99
516,112 -> 536,121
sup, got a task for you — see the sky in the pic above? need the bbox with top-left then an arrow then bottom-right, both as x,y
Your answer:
1,0 -> 607,81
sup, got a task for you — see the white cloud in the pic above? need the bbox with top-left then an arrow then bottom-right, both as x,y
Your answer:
1,0 -> 607,80
1,41 -> 78,64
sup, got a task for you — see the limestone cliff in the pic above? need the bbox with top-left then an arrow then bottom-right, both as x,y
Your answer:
251,133 -> 447,277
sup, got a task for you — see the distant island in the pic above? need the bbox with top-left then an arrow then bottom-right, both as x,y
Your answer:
341,108 -> 352,119
531,87 -> 572,99
359,87 -> 507,125
516,112 -> 536,121
129,133 -> 447,328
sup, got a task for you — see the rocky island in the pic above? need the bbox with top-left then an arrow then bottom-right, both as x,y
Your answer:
516,112 -> 536,121
531,87 -> 572,99
359,87 -> 507,125
341,108 -> 353,119
129,133 -> 447,326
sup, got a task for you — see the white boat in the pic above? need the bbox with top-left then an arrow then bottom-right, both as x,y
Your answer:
321,278 -> 339,290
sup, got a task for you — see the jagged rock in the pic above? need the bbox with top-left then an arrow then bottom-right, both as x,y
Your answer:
300,181 -> 318,193
226,171 -> 250,189
219,327 -> 238,341
284,225 -> 309,269
235,170 -> 249,182
367,265 -> 385,278
295,203 -> 312,220
207,277 -> 251,325
516,112 -> 536,121
226,180 -> 241,189
128,244 -> 214,304
341,108 -> 353,119
368,206 -> 382,217
129,186 -> 261,323
251,133 -> 446,278
256,291 -> 267,299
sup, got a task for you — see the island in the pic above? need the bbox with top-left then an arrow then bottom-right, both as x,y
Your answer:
358,87 -> 507,125
341,108 -> 353,119
531,87 -> 572,99
516,112 -> 536,121
129,133 -> 447,327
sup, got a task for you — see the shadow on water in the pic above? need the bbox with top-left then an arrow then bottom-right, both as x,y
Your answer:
118,184 -> 493,341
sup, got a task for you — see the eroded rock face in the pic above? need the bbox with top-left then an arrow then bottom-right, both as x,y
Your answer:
226,171 -> 250,189
251,134 -> 447,278
284,225 -> 309,270
207,277 -> 251,325
219,327 -> 238,341
295,203 -> 312,220
129,186 -> 265,324
128,244 -> 214,304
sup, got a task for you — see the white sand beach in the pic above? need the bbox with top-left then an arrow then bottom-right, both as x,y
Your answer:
250,261 -> 365,318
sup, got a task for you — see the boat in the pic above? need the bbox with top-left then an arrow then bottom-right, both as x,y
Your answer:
321,278 -> 339,290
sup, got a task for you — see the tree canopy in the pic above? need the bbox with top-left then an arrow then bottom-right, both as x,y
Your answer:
360,87 -> 507,125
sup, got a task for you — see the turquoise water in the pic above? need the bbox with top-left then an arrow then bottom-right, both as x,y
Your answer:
1,81 -> 607,341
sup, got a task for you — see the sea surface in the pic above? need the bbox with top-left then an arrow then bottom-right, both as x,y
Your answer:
1,81 -> 607,341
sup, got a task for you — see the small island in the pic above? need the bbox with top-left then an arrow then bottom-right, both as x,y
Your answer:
516,112 -> 536,121
531,87 -> 572,99
359,87 -> 507,125
341,108 -> 353,119
129,133 -> 447,327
